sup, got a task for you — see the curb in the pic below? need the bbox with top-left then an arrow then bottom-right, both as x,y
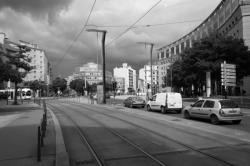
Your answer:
47,107 -> 70,166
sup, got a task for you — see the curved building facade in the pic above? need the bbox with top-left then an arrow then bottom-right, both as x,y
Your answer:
157,0 -> 250,90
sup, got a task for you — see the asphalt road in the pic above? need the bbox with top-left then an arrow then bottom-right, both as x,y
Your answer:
48,99 -> 250,166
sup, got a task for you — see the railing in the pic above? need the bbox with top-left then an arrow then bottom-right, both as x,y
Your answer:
37,100 -> 47,162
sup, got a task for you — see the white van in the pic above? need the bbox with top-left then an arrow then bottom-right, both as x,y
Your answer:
146,92 -> 183,114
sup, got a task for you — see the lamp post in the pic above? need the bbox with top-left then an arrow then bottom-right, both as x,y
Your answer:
137,42 -> 154,99
86,29 -> 107,104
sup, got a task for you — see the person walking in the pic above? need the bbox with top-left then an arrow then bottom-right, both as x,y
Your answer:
90,94 -> 94,104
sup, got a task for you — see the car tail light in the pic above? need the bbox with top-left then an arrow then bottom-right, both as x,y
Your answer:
219,109 -> 225,115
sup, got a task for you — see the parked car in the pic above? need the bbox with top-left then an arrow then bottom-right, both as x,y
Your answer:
146,92 -> 183,114
182,99 -> 243,125
123,96 -> 146,108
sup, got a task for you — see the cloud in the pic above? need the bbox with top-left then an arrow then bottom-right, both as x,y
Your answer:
0,0 -> 221,78
0,0 -> 73,24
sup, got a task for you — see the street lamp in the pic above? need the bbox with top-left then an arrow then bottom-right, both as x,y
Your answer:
86,29 -> 107,104
137,42 -> 154,99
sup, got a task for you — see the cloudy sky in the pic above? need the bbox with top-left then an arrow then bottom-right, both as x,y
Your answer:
0,0 -> 221,78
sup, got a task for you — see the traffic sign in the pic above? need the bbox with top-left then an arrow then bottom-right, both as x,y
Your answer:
221,64 -> 236,69
221,78 -> 236,82
221,72 -> 236,76
221,61 -> 236,87
222,82 -> 236,86
221,75 -> 236,79
221,69 -> 236,73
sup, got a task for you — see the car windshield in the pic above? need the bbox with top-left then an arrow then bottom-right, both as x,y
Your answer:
219,100 -> 238,108
132,97 -> 143,101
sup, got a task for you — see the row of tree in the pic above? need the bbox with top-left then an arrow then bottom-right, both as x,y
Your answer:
165,33 -> 250,96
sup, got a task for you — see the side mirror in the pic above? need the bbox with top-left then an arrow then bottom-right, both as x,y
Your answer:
190,104 -> 194,107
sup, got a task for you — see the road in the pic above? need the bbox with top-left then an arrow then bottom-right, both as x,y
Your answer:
133,102 -> 250,133
48,99 -> 250,166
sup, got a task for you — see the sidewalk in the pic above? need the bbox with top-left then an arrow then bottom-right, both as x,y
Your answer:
0,101 -> 55,166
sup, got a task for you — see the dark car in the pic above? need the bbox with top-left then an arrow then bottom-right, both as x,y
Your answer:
123,96 -> 146,108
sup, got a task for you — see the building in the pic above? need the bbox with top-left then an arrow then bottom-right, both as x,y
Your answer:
114,77 -> 125,94
156,0 -> 250,90
113,63 -> 136,94
20,40 -> 52,85
72,62 -> 113,85
139,64 -> 158,93
137,78 -> 145,94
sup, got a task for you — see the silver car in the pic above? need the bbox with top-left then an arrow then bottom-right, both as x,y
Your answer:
182,99 -> 243,125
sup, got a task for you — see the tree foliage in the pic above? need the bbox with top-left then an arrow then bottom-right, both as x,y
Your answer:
69,79 -> 88,95
1,45 -> 32,104
169,34 -> 250,95
52,77 -> 67,94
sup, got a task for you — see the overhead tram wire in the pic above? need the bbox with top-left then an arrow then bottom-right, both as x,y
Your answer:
54,0 -> 97,70
86,19 -> 203,29
105,0 -> 162,47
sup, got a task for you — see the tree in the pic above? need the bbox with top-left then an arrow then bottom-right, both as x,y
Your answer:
52,77 -> 67,95
2,45 -> 32,104
25,80 -> 45,97
69,79 -> 88,95
169,33 -> 250,96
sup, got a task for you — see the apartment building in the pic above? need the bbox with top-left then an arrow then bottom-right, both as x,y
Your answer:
20,40 -> 52,85
113,63 -> 136,94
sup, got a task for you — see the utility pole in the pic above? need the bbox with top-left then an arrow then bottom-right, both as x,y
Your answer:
137,42 -> 154,98
86,29 -> 107,104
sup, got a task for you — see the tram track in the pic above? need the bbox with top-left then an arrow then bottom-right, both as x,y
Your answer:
48,102 -> 168,166
54,100 -> 247,166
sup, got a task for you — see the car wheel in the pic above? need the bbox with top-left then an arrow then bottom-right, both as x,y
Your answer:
147,105 -> 151,111
210,115 -> 219,125
232,120 -> 241,124
184,110 -> 190,119
161,106 -> 166,114
176,109 -> 182,114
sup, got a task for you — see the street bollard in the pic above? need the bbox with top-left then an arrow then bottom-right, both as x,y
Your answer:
37,126 -> 41,162
42,114 -> 47,137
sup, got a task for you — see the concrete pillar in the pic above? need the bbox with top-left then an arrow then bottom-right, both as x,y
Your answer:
206,71 -> 211,97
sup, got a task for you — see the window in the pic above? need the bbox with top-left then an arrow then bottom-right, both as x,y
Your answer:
219,100 -> 238,108
161,52 -> 164,59
203,100 -> 215,108
193,100 -> 204,107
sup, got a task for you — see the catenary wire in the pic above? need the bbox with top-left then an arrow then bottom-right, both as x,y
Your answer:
105,0 -> 162,47
86,19 -> 202,29
54,0 -> 97,70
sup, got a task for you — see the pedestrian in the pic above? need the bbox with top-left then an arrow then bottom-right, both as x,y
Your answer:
90,94 -> 94,104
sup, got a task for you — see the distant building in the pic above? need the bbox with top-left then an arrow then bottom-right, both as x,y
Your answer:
114,77 -> 125,94
113,63 -> 136,94
139,64 -> 158,93
20,40 -> 52,85
72,62 -> 113,85
137,78 -> 145,94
